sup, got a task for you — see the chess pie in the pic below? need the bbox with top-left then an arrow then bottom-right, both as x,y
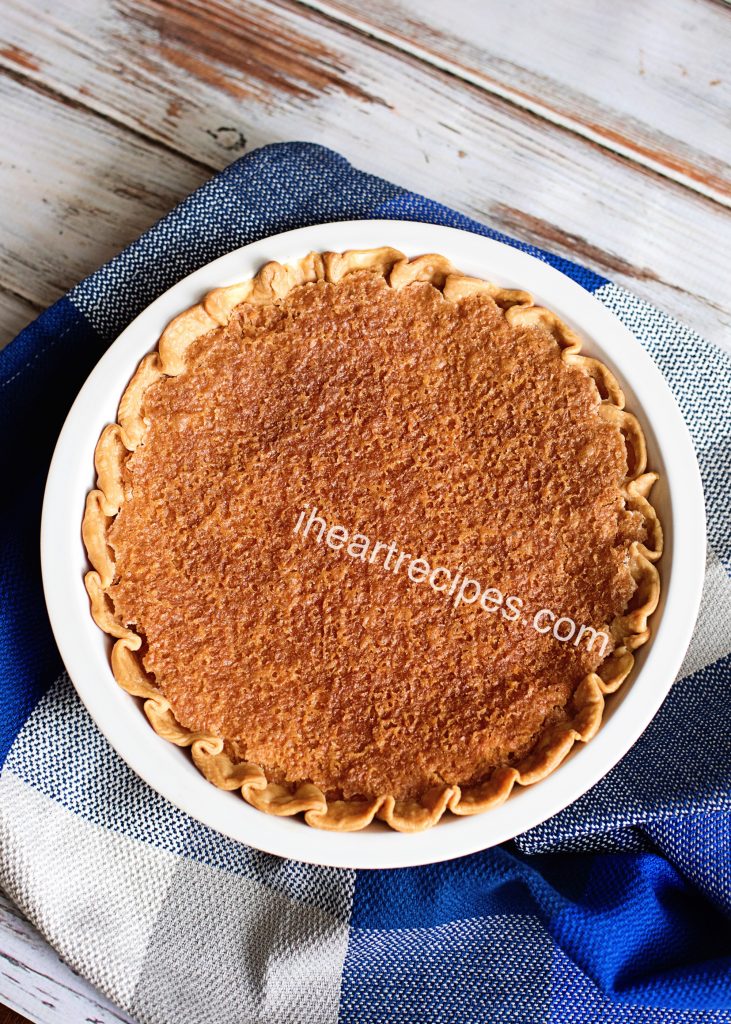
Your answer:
82,248 -> 662,832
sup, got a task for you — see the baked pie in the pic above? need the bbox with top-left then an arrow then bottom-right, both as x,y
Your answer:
82,248 -> 662,832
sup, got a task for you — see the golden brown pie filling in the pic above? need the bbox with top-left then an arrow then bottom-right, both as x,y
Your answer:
83,249 -> 662,831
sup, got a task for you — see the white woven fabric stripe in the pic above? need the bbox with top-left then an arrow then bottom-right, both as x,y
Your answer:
679,544 -> 731,680
0,767 -> 355,1024
130,858 -> 353,1024
0,677 -> 357,1024
0,771 -> 180,1009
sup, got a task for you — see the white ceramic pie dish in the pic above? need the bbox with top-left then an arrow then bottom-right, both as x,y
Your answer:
41,220 -> 705,869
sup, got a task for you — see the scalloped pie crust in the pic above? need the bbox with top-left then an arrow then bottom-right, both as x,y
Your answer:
82,248 -> 662,832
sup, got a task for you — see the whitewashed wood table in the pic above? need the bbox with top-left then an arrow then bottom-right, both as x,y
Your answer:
0,1 -> 729,1021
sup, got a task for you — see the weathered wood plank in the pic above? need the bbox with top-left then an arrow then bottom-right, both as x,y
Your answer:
0,71 -> 209,346
0,892 -> 138,1024
303,0 -> 731,204
0,0 -> 728,351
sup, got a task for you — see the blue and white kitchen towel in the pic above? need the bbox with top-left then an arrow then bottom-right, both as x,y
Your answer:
1,142 -> 730,1023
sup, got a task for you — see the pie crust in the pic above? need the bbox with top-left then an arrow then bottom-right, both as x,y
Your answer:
82,248 -> 662,832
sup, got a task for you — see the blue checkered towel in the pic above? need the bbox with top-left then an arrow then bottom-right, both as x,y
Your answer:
1,142 -> 729,1023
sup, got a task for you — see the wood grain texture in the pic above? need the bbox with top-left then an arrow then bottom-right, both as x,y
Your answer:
0,892 -> 138,1024
0,0 -> 729,349
304,0 -> 731,204
0,71 -> 209,344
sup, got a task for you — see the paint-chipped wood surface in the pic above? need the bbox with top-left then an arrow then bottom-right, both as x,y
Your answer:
304,0 -> 731,203
1,0 -> 729,349
0,1 -> 729,1021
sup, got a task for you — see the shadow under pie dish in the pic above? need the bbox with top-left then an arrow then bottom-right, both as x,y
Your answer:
82,247 -> 663,833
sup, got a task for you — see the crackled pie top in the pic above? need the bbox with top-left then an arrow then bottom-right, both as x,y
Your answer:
102,263 -> 651,803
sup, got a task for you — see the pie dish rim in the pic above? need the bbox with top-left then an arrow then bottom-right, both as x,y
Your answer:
40,220 -> 705,867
